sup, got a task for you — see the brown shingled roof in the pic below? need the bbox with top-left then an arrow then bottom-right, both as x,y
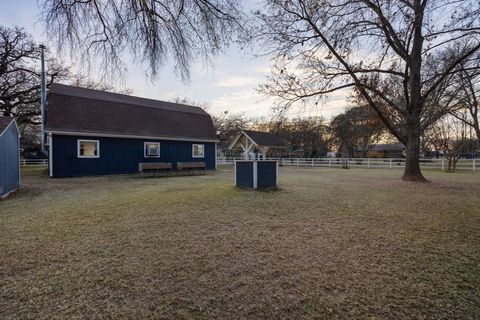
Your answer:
46,83 -> 217,141
242,130 -> 287,147
0,116 -> 14,135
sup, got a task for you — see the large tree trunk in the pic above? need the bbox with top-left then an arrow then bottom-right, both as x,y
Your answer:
402,2 -> 427,182
402,121 -> 427,181
473,120 -> 480,150
447,156 -> 454,172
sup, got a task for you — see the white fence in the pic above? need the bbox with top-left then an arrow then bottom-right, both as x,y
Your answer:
217,157 -> 478,172
19,157 -> 478,172
20,159 -> 48,166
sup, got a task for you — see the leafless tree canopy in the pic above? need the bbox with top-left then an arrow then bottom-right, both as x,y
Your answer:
212,111 -> 248,141
0,25 -> 134,150
0,26 -> 68,125
424,115 -> 472,172
330,106 -> 385,158
273,116 -> 330,158
41,0 -> 244,81
449,57 -> 480,147
255,0 -> 480,179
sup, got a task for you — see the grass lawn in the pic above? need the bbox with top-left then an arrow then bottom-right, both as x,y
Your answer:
1,166 -> 479,319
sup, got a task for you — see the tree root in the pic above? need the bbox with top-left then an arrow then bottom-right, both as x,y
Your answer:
401,175 -> 430,182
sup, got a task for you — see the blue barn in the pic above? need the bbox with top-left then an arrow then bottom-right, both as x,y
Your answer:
45,84 -> 218,177
0,117 -> 20,198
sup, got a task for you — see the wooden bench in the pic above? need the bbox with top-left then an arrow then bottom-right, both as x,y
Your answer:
139,162 -> 172,177
177,162 -> 206,174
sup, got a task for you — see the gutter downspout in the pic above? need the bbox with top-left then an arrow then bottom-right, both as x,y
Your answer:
40,44 -> 46,150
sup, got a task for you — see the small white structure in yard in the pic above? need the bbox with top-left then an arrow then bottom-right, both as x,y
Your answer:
228,130 -> 288,160
0,117 -> 20,198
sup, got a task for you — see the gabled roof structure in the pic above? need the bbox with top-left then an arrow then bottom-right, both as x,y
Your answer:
228,130 -> 287,158
46,83 -> 217,142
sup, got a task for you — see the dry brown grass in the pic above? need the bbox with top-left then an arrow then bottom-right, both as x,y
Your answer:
1,166 -> 479,319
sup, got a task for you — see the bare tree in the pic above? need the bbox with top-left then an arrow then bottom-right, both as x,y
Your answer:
269,116 -> 330,157
0,25 -> 132,123
330,106 -> 385,160
255,0 -> 480,181
212,111 -> 248,142
449,58 -> 480,148
0,26 -> 69,125
0,26 -> 135,151
41,0 -> 244,81
425,115 -> 471,172
171,97 -> 210,110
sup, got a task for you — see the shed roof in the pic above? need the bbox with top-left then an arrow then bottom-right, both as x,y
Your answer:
0,116 -> 14,136
241,130 -> 287,147
46,84 -> 217,141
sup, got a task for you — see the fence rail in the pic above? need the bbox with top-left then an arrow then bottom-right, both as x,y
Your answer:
217,157 -> 478,172
20,159 -> 48,166
19,157 -> 478,172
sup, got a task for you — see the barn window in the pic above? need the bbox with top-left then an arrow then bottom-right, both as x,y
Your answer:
78,140 -> 99,158
144,142 -> 160,158
192,144 -> 205,158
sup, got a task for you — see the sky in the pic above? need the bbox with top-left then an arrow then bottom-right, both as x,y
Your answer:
0,0 -> 349,120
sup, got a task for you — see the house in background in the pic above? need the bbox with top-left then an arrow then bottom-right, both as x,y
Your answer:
358,143 -> 406,158
228,130 -> 288,159
0,117 -> 20,198
45,84 -> 218,177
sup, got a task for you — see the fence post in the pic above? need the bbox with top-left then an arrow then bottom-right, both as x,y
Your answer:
296,158 -> 299,167
473,158 -> 476,172
441,159 -> 445,171
389,159 -> 392,169
367,158 -> 370,169
328,158 -> 331,168
311,158 -> 314,167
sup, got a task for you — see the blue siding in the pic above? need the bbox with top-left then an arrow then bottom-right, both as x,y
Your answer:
257,161 -> 277,188
235,161 -> 277,189
0,122 -> 19,197
235,161 -> 254,188
51,134 -> 216,177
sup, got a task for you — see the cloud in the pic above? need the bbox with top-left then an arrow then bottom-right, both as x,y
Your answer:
214,76 -> 259,88
208,85 -> 351,119
250,65 -> 272,75
210,90 -> 274,117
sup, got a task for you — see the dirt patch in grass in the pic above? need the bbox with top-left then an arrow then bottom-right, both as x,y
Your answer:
1,167 -> 479,319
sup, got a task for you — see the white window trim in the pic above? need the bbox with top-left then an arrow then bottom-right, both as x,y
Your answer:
192,143 -> 205,158
144,142 -> 160,158
77,139 -> 100,158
